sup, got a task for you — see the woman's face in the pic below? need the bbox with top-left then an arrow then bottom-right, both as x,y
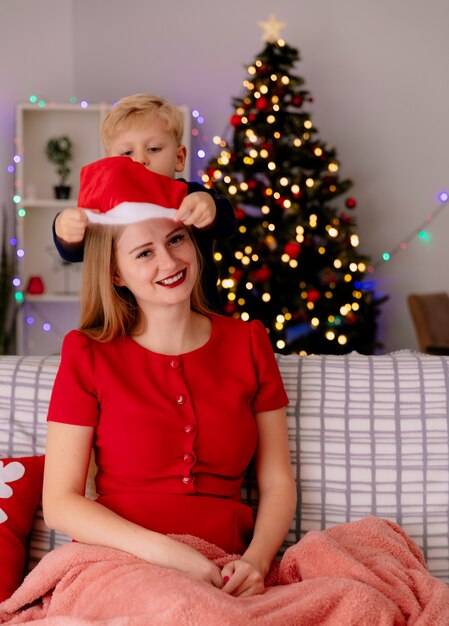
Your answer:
113,218 -> 198,312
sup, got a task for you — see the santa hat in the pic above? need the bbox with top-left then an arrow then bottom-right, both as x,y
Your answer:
77,156 -> 187,224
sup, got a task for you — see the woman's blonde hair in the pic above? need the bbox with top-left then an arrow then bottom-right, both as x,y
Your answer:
101,93 -> 184,153
79,223 -> 210,342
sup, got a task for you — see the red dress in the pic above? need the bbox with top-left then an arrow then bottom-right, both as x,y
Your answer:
48,314 -> 288,554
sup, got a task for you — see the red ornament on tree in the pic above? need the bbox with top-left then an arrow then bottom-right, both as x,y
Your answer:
225,302 -> 236,314
345,197 -> 357,209
255,97 -> 269,111
307,289 -> 320,303
339,212 -> 352,224
235,208 -> 246,221
230,114 -> 242,126
251,266 -> 272,282
292,95 -> 303,107
284,242 -> 301,259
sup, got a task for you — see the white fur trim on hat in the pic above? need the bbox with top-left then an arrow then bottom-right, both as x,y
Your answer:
85,202 -> 178,225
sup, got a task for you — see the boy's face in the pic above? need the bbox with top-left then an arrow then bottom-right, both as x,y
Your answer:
107,117 -> 186,178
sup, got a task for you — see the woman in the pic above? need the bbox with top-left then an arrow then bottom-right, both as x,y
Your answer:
43,157 -> 297,598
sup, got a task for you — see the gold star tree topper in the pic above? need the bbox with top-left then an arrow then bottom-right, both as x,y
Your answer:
258,14 -> 287,43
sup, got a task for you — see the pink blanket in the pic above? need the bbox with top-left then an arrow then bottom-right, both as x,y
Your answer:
1,516 -> 449,625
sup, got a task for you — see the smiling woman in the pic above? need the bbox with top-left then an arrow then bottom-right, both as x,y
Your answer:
81,218 -> 209,348
42,155 -> 295,601
113,220 -> 197,306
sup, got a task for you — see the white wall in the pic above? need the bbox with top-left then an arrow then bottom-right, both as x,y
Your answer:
1,0 -> 448,353
0,0 -> 74,200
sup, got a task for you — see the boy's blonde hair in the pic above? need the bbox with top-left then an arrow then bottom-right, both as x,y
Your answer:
101,93 -> 184,153
79,223 -> 210,342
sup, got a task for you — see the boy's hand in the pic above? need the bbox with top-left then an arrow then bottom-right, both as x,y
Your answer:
176,192 -> 216,229
55,208 -> 89,243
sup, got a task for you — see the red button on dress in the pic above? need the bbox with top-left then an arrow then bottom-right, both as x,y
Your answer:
182,476 -> 194,485
176,394 -> 186,405
184,424 -> 195,434
170,359 -> 181,369
183,453 -> 194,464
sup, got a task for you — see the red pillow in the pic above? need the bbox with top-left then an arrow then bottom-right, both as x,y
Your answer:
0,455 -> 45,602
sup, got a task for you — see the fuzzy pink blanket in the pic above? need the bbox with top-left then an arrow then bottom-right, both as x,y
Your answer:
1,516 -> 449,625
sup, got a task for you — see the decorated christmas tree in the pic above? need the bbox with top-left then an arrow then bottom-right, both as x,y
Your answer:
203,15 -> 385,355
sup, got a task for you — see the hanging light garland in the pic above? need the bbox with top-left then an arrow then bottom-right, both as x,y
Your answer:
7,96 -> 107,340
369,192 -> 449,270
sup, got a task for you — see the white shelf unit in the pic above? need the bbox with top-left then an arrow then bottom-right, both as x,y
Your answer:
14,101 -> 191,355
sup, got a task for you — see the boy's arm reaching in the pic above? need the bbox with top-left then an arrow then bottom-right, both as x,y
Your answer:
186,181 -> 237,239
52,210 -> 85,263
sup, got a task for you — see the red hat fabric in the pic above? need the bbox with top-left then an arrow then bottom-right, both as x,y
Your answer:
77,156 -> 187,224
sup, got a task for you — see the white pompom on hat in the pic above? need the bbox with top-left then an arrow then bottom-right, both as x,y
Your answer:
77,156 -> 187,224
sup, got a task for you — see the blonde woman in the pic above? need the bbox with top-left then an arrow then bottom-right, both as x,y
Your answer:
43,157 -> 296,598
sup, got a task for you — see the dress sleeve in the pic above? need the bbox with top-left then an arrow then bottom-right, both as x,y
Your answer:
249,320 -> 289,413
47,330 -> 99,426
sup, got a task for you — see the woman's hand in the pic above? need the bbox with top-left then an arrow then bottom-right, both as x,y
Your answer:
220,559 -> 265,597
165,538 -> 224,588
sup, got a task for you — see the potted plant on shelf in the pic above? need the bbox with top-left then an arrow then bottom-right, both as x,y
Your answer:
45,135 -> 73,199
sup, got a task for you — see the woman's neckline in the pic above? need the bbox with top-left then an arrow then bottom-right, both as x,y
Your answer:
126,313 -> 217,357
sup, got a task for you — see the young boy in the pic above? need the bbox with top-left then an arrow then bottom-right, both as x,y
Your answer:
53,93 -> 236,312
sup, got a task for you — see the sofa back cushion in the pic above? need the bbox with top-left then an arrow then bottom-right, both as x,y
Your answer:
275,350 -> 449,583
1,350 -> 449,582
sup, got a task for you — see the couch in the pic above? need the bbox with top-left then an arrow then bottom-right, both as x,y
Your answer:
1,349 -> 449,599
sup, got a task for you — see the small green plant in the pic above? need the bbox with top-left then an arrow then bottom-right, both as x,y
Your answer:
45,135 -> 73,185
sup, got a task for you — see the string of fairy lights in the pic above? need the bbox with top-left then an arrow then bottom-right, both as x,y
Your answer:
5,95 -> 449,343
370,192 -> 449,270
